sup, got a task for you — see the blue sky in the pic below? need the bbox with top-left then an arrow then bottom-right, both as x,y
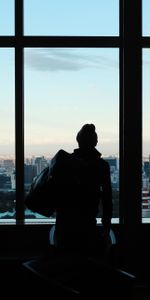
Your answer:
24,47 -> 119,157
0,1 -> 150,158
24,0 -> 119,36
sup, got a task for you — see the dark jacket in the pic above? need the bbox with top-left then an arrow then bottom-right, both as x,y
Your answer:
51,148 -> 112,253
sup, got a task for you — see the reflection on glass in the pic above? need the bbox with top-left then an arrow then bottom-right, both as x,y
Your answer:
24,0 -> 119,36
0,49 -> 15,221
142,50 -> 150,222
24,48 -> 119,220
0,0 -> 14,35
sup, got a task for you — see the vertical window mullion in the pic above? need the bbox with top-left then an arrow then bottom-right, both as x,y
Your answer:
119,0 -> 124,224
122,0 -> 142,246
15,0 -> 24,223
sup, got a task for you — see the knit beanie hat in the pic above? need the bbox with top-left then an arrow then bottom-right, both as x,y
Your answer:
76,123 -> 98,148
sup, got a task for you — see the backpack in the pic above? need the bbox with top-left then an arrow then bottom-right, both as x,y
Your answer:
25,149 -> 71,217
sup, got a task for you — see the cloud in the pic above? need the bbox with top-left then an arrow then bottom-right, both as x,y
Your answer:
25,48 -> 118,72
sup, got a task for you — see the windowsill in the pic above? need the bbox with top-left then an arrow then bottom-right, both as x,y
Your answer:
0,218 -> 150,225
0,217 -> 120,225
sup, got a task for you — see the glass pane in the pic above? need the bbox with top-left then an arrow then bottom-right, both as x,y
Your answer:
142,0 -> 150,36
0,49 -> 15,222
24,48 -> 119,222
142,50 -> 150,222
24,0 -> 119,36
0,0 -> 14,35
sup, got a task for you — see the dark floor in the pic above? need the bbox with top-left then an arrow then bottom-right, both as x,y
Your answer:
1,250 -> 150,300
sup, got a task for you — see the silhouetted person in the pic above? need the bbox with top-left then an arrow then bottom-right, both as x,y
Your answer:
51,123 -> 113,256
24,126 -> 134,298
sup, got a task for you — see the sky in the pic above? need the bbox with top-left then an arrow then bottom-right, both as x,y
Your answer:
0,0 -> 150,158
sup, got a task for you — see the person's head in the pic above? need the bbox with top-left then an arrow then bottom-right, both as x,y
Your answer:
76,123 -> 98,149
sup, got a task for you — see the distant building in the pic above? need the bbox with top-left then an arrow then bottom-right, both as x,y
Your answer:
0,174 -> 11,189
111,170 -> 119,190
104,157 -> 118,173
103,157 -> 119,189
34,156 -> 48,174
3,159 -> 14,173
143,161 -> 150,178
11,171 -> 16,189
24,164 -> 37,188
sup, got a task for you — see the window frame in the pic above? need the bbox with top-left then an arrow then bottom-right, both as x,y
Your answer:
0,0 -> 148,231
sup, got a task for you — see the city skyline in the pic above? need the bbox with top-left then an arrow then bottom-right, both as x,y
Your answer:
0,1 -> 150,158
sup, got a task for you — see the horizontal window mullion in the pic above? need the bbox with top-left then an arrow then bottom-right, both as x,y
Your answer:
0,36 -> 120,48
141,37 -> 150,47
0,37 -> 16,47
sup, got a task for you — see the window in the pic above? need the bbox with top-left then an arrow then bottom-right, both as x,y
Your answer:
24,0 -> 119,36
24,48 -> 119,221
0,49 -> 15,222
0,0 -> 14,36
142,0 -> 150,36
0,1 -> 146,229
142,49 -> 150,221
142,0 -> 150,222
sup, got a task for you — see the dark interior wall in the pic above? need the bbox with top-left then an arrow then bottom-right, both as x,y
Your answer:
0,224 -> 149,268
0,224 -> 51,257
0,223 -> 148,250
0,224 -> 119,255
